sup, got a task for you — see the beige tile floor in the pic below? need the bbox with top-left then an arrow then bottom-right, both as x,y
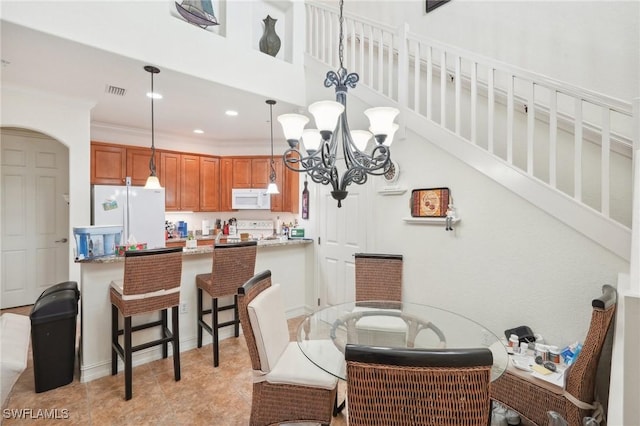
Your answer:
1,306 -> 348,425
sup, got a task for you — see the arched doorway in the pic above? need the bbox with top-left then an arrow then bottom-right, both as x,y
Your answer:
1,127 -> 70,308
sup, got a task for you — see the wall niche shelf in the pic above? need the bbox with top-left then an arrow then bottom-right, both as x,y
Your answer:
402,217 -> 460,225
377,187 -> 407,196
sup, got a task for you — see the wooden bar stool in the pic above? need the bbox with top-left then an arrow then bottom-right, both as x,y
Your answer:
195,241 -> 257,367
110,247 -> 183,400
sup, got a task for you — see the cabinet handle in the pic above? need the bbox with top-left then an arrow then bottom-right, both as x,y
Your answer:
55,238 -> 68,243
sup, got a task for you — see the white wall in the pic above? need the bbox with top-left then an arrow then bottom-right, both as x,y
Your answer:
1,0 -> 307,106
342,0 -> 640,101
371,125 -> 628,347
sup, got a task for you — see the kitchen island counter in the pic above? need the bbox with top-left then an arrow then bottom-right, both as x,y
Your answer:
78,238 -> 314,382
75,238 -> 313,264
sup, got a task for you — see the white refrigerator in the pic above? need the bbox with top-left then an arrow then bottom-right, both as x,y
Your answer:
92,185 -> 166,249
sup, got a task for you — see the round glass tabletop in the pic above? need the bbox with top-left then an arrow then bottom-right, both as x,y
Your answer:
296,300 -> 508,381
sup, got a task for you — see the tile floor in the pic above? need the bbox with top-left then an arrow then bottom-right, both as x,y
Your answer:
1,306 -> 348,425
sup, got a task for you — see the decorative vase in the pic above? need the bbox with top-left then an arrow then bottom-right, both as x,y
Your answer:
259,15 -> 281,57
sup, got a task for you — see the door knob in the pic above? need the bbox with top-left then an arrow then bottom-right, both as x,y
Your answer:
55,238 -> 68,243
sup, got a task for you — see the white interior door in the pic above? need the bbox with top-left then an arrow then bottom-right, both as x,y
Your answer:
317,182 -> 370,306
1,129 -> 69,308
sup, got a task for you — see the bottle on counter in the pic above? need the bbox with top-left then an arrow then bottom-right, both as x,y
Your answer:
302,179 -> 309,220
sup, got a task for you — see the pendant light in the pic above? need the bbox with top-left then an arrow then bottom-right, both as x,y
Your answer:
144,65 -> 162,189
265,99 -> 280,195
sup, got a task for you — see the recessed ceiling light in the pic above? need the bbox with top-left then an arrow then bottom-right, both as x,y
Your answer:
225,110 -> 238,116
146,92 -> 163,99
193,129 -> 204,134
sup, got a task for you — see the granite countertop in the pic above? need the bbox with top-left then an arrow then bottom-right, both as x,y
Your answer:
75,238 -> 313,264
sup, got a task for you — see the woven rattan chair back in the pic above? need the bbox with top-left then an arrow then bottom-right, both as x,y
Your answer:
490,284 -> 617,425
206,241 -> 257,298
237,269 -> 273,371
354,253 -> 403,302
122,247 -> 183,296
114,247 -> 183,317
345,345 -> 493,426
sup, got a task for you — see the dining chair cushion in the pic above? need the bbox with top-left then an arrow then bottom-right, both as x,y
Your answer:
110,279 -> 181,301
265,341 -> 339,390
247,283 -> 290,373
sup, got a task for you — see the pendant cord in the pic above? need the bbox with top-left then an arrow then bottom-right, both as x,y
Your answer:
149,71 -> 156,176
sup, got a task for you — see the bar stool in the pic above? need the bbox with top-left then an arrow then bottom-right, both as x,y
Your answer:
195,241 -> 257,367
110,247 -> 183,400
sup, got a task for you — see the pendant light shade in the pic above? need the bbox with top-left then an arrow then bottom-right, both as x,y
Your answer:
265,99 -> 280,195
278,113 -> 310,146
143,65 -> 162,189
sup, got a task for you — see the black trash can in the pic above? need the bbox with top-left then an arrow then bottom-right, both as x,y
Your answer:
39,281 -> 79,301
30,289 -> 79,393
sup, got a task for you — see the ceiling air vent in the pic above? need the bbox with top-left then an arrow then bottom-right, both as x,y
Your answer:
105,85 -> 127,96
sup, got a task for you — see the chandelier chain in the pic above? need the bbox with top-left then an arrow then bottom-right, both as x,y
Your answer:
338,0 -> 345,70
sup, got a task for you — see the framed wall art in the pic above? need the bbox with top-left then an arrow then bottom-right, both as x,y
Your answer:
410,187 -> 450,217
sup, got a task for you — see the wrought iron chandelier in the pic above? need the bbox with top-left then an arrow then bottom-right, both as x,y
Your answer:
277,0 -> 399,207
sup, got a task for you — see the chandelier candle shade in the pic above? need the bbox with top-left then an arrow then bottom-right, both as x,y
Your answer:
265,100 -> 280,195
277,0 -> 399,207
144,65 -> 162,189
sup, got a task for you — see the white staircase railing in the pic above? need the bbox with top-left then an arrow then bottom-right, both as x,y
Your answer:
306,1 -> 637,260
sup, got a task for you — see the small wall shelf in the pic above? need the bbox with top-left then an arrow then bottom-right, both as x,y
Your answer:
377,187 -> 407,196
402,217 -> 460,225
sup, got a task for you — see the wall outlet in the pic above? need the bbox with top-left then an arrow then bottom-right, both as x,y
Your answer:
180,302 -> 188,314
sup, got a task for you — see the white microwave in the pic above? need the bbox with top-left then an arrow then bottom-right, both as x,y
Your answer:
231,188 -> 271,210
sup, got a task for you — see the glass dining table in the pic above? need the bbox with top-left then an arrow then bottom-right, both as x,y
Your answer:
296,300 -> 509,382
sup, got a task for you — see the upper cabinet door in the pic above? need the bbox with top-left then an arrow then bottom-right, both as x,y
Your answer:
91,143 -> 126,185
180,154 -> 200,211
232,158 -> 252,188
126,147 -> 159,186
220,158 -> 234,211
251,158 -> 270,189
270,158 -> 284,212
200,156 -> 220,211
160,152 -> 180,211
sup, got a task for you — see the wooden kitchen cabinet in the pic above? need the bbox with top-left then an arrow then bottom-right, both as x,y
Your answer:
220,158 -> 234,212
251,158 -> 270,188
91,142 -> 159,186
270,158 -> 285,212
231,157 -> 270,189
91,143 -> 126,184
126,147 -> 159,186
161,152 -> 200,211
284,157 -> 300,214
180,154 -> 200,211
160,152 -> 180,211
199,156 -> 220,211
231,158 -> 252,188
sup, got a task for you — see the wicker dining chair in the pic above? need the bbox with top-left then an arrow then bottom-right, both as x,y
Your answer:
354,253 -> 403,302
353,253 -> 406,347
110,247 -> 183,400
238,270 -> 339,426
490,284 -> 617,426
345,344 -> 494,425
195,241 -> 257,367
